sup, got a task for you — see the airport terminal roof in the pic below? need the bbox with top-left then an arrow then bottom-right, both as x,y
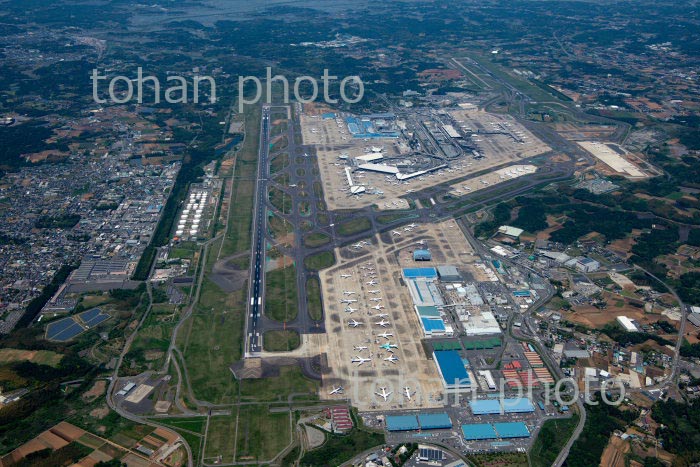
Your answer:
461,423 -> 497,441
403,267 -> 437,279
469,399 -> 502,415
417,413 -> 452,430
434,351 -> 470,388
493,422 -> 530,438
386,415 -> 420,431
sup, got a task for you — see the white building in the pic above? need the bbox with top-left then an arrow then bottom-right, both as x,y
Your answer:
616,315 -> 638,332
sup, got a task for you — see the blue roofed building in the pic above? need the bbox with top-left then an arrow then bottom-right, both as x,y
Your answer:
493,422 -> 530,438
417,413 -> 452,430
434,350 -> 470,389
403,267 -> 437,280
413,249 -> 432,261
501,398 -> 535,413
469,399 -> 503,415
461,423 -> 498,440
386,415 -> 419,431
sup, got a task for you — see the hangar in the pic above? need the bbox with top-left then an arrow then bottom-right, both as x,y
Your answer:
434,350 -> 471,389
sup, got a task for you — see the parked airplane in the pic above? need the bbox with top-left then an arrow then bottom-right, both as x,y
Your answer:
374,313 -> 389,318
372,304 -> 385,311
329,386 -> 344,395
344,306 -> 358,314
340,274 -> 352,279
353,345 -> 368,352
340,299 -> 358,304
351,356 -> 371,366
351,243 -> 364,249
377,331 -> 393,340
368,290 -> 381,294
403,227 -> 413,232
289,184 -> 298,188
367,280 -> 378,286
375,387 -> 392,402
342,291 -> 356,296
403,387 -> 412,400
408,223 -> 418,228
348,319 -> 363,327
391,230 -> 401,236
416,240 -> 426,246
369,298 -> 382,302
384,355 -> 399,364
374,319 -> 390,327
380,343 -> 398,352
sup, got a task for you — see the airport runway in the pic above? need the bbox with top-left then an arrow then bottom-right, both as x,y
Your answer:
244,106 -> 271,356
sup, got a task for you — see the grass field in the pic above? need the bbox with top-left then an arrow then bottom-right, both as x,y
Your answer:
469,452 -> 529,467
239,366 -> 318,402
234,406 -> 291,462
306,277 -> 323,321
270,152 -> 289,174
530,414 -> 580,467
0,348 -> 63,367
303,232 -> 330,248
376,213 -> 416,224
336,217 -> 371,236
204,406 -> 291,463
269,186 -> 292,215
304,251 -> 336,271
269,214 -> 293,241
265,265 -> 298,322
299,418 -> 385,467
176,278 -> 244,404
263,330 -> 300,352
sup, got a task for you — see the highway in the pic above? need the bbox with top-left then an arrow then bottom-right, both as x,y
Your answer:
245,106 -> 270,356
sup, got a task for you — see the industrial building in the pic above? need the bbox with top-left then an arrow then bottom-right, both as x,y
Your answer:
413,249 -> 432,261
437,265 -> 461,282
565,256 -> 601,273
434,350 -> 471,389
469,397 -> 535,415
385,412 -> 452,432
461,422 -> 530,441
617,315 -> 639,332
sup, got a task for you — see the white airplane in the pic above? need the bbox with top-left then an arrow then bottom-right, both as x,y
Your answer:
340,299 -> 358,304
374,313 -> 389,318
377,331 -> 393,340
340,274 -> 352,279
351,243 -> 363,249
372,304 -> 385,311
289,184 -> 298,188
375,387 -> 392,402
404,387 -> 412,400
342,291 -> 356,296
407,223 -> 418,229
344,306 -> 358,314
368,290 -> 381,294
374,319 -> 390,327
348,319 -> 363,327
403,227 -> 413,232
351,356 -> 371,366
384,355 -> 399,364
416,240 -> 426,246
329,386 -> 344,395
391,230 -> 401,236
367,280 -> 378,286
353,345 -> 368,352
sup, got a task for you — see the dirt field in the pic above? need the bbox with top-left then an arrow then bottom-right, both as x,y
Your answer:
82,380 -> 107,402
600,435 -> 630,467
